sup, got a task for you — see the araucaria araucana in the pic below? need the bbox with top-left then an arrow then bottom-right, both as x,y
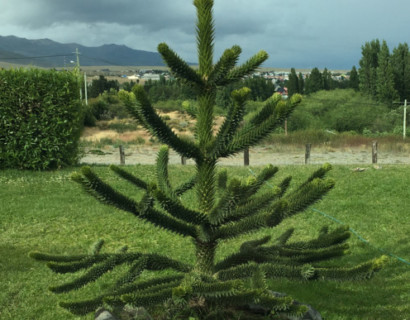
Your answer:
31,0 -> 386,318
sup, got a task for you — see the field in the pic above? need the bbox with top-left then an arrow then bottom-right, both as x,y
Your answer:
79,117 -> 410,166
1,164 -> 409,319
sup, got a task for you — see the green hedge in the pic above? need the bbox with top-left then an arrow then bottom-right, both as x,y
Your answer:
0,68 -> 84,169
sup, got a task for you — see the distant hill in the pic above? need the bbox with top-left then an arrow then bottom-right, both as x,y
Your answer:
0,35 -> 165,67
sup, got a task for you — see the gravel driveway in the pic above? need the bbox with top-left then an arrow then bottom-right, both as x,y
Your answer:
80,145 -> 410,166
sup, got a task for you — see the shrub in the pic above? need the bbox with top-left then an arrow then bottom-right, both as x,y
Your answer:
83,105 -> 97,127
0,68 -> 83,170
290,89 -> 398,133
89,90 -> 130,121
89,98 -> 110,120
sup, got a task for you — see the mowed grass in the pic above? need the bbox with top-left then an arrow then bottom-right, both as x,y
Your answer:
0,164 -> 409,320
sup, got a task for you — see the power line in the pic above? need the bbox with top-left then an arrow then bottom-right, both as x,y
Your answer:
0,53 -> 136,67
81,54 -> 132,67
0,53 -> 74,60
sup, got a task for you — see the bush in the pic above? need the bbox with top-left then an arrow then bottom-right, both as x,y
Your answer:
89,90 -> 130,121
89,98 -> 110,120
0,68 -> 83,169
289,89 -> 398,133
83,105 -> 97,127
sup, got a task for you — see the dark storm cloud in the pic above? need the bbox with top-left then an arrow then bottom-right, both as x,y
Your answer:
3,0 -> 195,31
2,0 -> 410,69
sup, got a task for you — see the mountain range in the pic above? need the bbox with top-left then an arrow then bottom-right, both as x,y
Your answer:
0,35 -> 165,67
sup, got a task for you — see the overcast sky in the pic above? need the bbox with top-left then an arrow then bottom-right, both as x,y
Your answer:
1,0 -> 409,70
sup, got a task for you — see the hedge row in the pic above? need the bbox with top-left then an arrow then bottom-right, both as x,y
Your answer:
0,68 -> 84,170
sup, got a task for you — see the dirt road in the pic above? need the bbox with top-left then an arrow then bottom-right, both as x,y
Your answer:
80,145 -> 410,166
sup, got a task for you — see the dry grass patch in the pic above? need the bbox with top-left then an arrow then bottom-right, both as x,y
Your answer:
82,111 -> 225,147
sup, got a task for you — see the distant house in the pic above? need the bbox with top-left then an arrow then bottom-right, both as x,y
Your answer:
276,86 -> 288,99
141,73 -> 161,81
127,74 -> 140,81
276,87 -> 288,95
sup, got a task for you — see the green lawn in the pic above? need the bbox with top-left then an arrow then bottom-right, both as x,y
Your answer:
1,164 -> 409,319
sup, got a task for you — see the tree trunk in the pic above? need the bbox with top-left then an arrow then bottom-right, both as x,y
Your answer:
195,240 -> 217,275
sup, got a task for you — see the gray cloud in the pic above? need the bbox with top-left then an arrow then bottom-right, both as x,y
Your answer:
1,0 -> 409,69
2,0 -> 193,29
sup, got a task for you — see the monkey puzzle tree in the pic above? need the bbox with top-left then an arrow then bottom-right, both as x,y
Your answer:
31,1 -> 385,318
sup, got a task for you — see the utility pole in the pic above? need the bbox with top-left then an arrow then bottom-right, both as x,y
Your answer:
73,48 -> 82,100
84,73 -> 88,105
74,48 -> 80,69
404,99 -> 407,139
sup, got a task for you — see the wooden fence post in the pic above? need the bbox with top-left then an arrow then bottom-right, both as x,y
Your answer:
305,144 -> 311,164
372,141 -> 378,164
119,145 -> 125,165
244,147 -> 250,166
181,156 -> 186,165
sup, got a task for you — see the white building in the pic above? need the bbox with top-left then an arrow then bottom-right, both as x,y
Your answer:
141,73 -> 161,81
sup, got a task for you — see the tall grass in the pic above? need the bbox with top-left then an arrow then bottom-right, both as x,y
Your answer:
96,120 -> 140,133
1,165 -> 409,319
264,129 -> 410,152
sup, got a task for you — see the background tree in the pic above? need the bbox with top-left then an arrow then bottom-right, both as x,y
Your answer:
391,42 -> 410,101
216,77 -> 275,108
359,39 -> 380,96
376,40 -> 398,104
305,67 -> 323,94
322,68 -> 333,90
244,76 -> 276,101
32,1 -> 386,318
121,80 -> 137,92
143,77 -> 197,103
89,75 -> 120,98
349,66 -> 359,90
298,72 -> 305,94
287,67 -> 299,97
